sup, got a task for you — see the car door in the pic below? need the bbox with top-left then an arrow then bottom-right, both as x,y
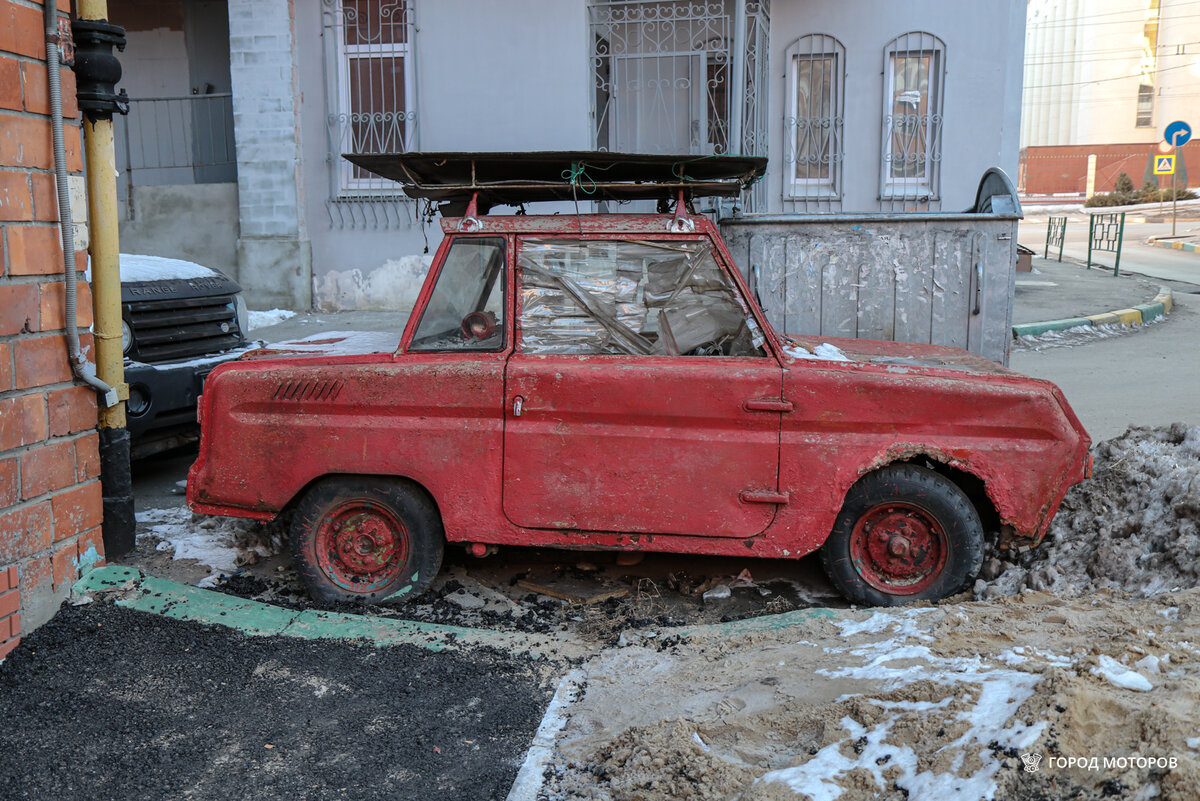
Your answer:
502,236 -> 784,538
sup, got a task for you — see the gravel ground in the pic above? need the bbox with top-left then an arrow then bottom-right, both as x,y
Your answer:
0,601 -> 552,801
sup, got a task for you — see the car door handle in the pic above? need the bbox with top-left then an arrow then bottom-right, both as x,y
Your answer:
740,490 -> 789,505
743,398 -> 793,413
512,396 -> 524,417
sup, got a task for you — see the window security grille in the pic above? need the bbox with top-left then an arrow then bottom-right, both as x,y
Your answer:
783,33 -> 844,212
321,0 -> 417,228
880,31 -> 945,210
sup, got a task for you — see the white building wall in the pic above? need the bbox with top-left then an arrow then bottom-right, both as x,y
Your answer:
766,0 -> 1025,213
228,0 -> 312,309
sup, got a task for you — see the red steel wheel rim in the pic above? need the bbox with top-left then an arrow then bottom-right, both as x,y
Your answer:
848,502 -> 949,595
314,499 -> 410,593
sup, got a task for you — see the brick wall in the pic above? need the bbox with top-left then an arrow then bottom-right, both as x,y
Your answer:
0,0 -> 104,659
1020,144 -> 1200,197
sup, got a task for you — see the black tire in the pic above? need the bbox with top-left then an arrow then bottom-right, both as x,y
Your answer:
820,464 -> 984,607
289,477 -> 443,604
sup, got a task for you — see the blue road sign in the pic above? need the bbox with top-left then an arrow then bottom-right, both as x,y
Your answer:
1165,120 -> 1191,147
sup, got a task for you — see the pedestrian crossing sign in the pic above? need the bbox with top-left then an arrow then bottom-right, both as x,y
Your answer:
1154,155 -> 1176,175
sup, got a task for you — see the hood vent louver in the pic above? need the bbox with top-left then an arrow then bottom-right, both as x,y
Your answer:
272,379 -> 345,403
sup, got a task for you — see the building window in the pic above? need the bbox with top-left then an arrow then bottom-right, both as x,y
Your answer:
881,31 -> 945,205
322,0 -> 417,196
1136,85 -> 1155,128
589,1 -> 734,156
784,34 -> 844,208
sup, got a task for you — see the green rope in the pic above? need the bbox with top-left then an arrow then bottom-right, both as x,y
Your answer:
561,161 -> 598,195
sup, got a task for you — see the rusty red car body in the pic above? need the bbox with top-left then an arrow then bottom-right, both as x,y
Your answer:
187,207 -> 1090,604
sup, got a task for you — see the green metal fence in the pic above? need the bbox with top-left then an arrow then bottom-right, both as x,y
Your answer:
1087,212 -> 1125,277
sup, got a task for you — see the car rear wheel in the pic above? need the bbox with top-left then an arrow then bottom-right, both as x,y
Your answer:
289,477 -> 443,604
820,464 -> 984,607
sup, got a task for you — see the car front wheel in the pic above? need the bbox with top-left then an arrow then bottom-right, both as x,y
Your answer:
289,477 -> 443,604
820,464 -> 984,607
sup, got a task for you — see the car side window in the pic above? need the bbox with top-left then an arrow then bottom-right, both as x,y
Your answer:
517,238 -> 766,357
410,237 -> 506,351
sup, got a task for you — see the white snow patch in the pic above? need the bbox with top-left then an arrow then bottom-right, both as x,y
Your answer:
784,342 -> 853,362
1091,654 -> 1153,691
1013,317 -> 1164,352
247,309 -> 297,330
314,254 -> 432,312
111,253 -> 220,283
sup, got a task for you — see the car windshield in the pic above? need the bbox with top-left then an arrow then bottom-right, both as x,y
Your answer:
410,237 -> 506,351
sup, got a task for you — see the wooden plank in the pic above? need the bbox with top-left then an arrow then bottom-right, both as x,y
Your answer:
893,229 -> 934,344
516,579 -> 630,605
931,230 -> 970,349
784,234 -> 824,335
855,228 -> 898,341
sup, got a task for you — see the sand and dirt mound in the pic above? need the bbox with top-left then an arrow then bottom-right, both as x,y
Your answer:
979,423 -> 1200,599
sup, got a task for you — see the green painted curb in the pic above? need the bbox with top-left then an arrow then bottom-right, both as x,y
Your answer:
73,565 -> 570,658
1012,318 -> 1091,338
1134,301 -> 1166,322
73,566 -> 846,657
1149,239 -> 1199,254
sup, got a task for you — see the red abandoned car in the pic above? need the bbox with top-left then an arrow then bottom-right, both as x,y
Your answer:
187,153 -> 1091,607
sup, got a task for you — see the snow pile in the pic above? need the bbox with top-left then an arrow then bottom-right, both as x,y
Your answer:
136,507 -> 285,587
1013,317 -> 1163,351
247,309 -> 297,330
978,423 -> 1200,598
114,253 -> 218,282
314,254 -> 432,312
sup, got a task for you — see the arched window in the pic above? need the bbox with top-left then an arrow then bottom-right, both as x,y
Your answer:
881,31 -> 945,207
783,33 -> 845,211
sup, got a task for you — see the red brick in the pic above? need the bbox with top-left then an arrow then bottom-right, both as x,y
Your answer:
4,612 -> 20,638
76,526 -> 103,566
0,500 -> 51,563
8,4 -> 46,61
39,279 -> 92,330
30,171 -> 57,221
0,342 -> 10,390
20,439 -> 75,499
0,393 -> 47,451
51,539 -> 74,589
59,66 -> 77,120
19,61 -> 49,116
14,335 -> 70,388
0,588 -> 15,618
0,283 -> 37,335
71,248 -> 87,276
63,122 -> 81,173
5,224 -> 62,275
48,387 -> 97,437
74,432 -> 99,481
3,566 -> 16,591
0,169 -> 32,220
0,58 -> 20,111
50,480 -> 101,540
0,114 -> 52,170
0,637 -> 18,659
0,457 -> 16,507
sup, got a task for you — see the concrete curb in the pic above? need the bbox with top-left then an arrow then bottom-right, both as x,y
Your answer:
1012,287 -> 1173,338
1148,237 -> 1200,254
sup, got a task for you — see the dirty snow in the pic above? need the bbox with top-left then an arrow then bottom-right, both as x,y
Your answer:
978,423 -> 1200,598
314,254 -> 432,312
111,253 -> 219,283
1013,317 -> 1164,352
135,507 -> 284,586
1091,655 -> 1153,692
247,309 -> 297,330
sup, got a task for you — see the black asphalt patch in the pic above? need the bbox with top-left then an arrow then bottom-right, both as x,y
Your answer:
0,601 -> 552,801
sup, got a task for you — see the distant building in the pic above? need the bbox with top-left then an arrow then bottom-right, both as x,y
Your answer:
1021,0 -> 1200,197
109,0 -> 1026,311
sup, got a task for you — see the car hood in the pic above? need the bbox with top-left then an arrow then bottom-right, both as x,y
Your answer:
780,335 -> 1014,376
241,331 -> 403,359
115,253 -> 242,302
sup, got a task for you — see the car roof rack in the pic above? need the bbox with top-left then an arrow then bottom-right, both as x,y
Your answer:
342,151 -> 767,214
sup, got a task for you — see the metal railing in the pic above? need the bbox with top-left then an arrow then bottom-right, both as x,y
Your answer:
1087,212 -> 1125,276
116,94 -> 237,201
1044,216 -> 1066,262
